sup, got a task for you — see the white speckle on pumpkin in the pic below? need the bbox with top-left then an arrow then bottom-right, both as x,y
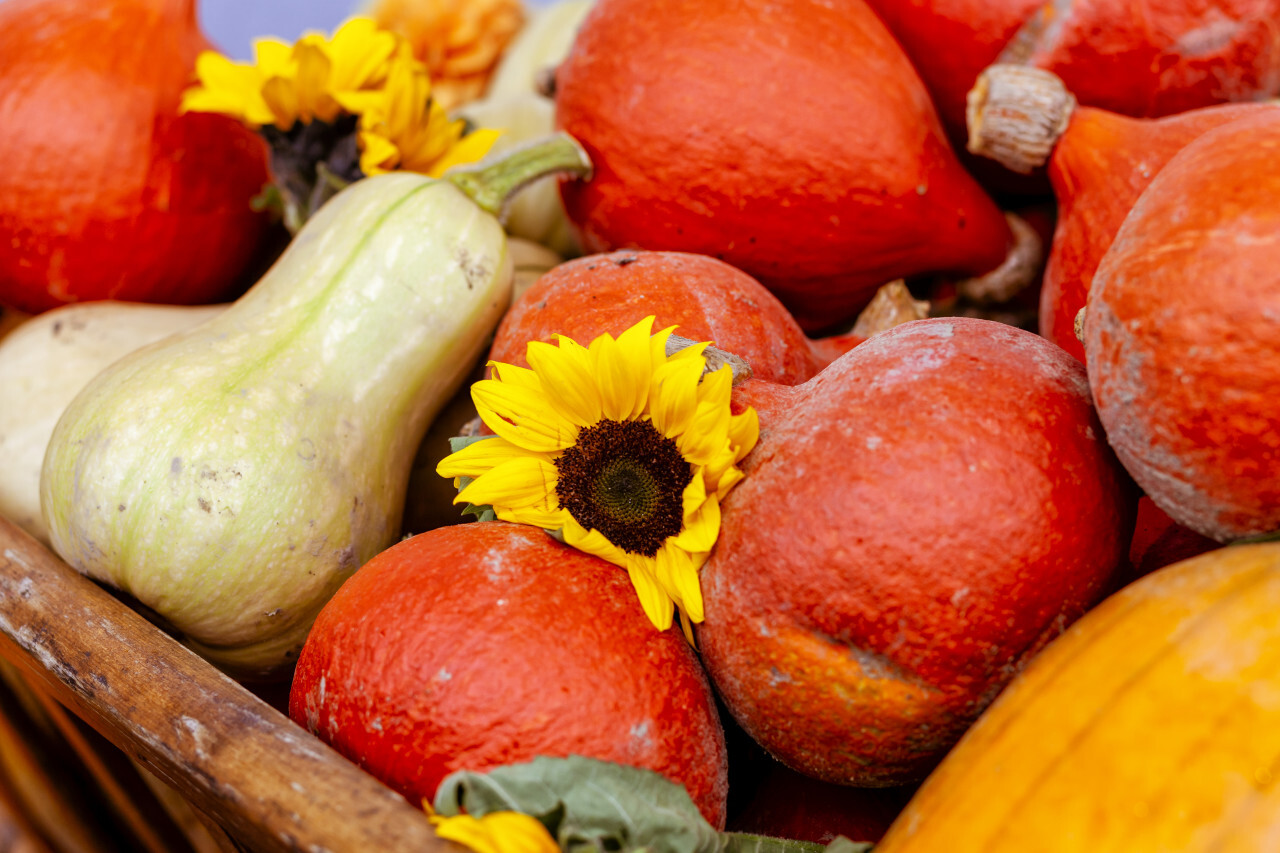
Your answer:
435,668 -> 452,682
865,435 -> 882,450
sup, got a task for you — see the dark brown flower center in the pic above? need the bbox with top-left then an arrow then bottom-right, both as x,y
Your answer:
554,419 -> 691,557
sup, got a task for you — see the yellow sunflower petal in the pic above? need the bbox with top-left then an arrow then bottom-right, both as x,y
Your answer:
488,361 -> 543,391
252,38 -> 295,76
658,542 -> 706,624
431,810 -> 559,853
292,40 -> 338,123
358,128 -> 401,176
526,339 -> 602,427
260,74 -> 302,130
648,354 -> 706,440
494,504 -> 568,530
335,88 -> 388,118
625,556 -> 676,631
677,366 -> 735,464
435,435 -> 536,479
472,379 -> 579,453
326,17 -> 401,92
561,517 -> 627,567
673,478 -> 720,555
591,316 -> 655,421
455,456 -> 559,517
729,406 -> 760,462
427,127 -> 502,178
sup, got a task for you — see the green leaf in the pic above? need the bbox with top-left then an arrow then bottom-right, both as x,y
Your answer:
434,755 -> 723,853
719,832 -> 831,853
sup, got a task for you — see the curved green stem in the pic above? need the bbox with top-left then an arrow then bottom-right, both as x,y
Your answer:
446,132 -> 593,218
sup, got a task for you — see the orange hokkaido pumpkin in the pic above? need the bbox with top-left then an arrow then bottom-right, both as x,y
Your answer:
289,522 -> 730,827
488,250 -> 864,387
698,317 -> 1135,786
1002,0 -> 1280,120
968,65 -> 1280,363
0,0 -> 272,314
875,542 -> 1280,852
1084,110 -> 1280,542
554,0 -> 1017,333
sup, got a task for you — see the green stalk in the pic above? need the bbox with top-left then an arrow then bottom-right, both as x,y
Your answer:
446,132 -> 593,218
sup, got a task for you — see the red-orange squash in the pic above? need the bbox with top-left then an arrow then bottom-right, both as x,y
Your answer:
875,542 -> 1280,852
289,522 -> 730,828
1004,0 -> 1280,120
860,0 -> 1042,151
1084,110 -> 1280,542
867,0 -> 1280,143
968,65 -> 1280,363
0,0 -> 272,314
489,250 -> 862,386
553,0 -> 1015,332
698,317 -> 1135,786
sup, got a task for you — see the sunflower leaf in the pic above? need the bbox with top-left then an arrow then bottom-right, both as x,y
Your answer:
434,755 -> 723,853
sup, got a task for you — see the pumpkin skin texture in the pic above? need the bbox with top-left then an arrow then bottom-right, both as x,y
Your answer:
554,0 -> 1014,333
1084,111 -> 1280,542
697,317 -> 1135,786
489,250 -> 850,386
1039,101 -> 1278,363
1007,0 -> 1280,121
861,0 -> 1040,142
288,522 -> 730,828
0,0 -> 272,314
875,542 -> 1280,852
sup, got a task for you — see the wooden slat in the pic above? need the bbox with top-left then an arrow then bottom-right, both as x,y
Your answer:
0,516 -> 455,853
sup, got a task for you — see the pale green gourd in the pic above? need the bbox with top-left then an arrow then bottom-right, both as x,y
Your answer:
39,135 -> 590,679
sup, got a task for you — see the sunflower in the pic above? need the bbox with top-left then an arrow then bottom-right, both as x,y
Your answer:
179,17 -> 499,231
436,317 -> 759,633
427,807 -> 558,853
356,50 -> 502,177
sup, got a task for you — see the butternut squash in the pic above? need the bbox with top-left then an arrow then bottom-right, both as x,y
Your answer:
39,136 -> 590,679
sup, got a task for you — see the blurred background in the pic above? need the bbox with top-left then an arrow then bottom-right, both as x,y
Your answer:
199,0 -> 552,59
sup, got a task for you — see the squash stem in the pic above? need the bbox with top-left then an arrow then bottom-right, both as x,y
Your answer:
445,132 -> 593,218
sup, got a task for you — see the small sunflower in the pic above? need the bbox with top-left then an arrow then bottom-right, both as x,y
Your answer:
357,50 -> 502,177
427,807 -> 558,853
436,317 -> 759,632
179,17 -> 499,231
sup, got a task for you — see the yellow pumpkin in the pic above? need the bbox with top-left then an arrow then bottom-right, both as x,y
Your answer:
878,541 -> 1280,852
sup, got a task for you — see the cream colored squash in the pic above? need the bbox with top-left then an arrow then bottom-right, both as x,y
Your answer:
39,136 -> 589,678
0,301 -> 223,545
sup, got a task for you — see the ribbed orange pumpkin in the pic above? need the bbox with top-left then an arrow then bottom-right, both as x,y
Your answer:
0,0 -> 272,314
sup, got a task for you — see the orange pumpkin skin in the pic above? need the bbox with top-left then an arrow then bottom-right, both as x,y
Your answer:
1014,0 -> 1280,120
490,250 -> 852,385
1084,112 -> 1280,542
0,0 -> 271,314
553,0 -> 1013,333
288,522 -> 730,828
1041,102 -> 1276,363
862,0 -> 1040,142
698,318 -> 1135,786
